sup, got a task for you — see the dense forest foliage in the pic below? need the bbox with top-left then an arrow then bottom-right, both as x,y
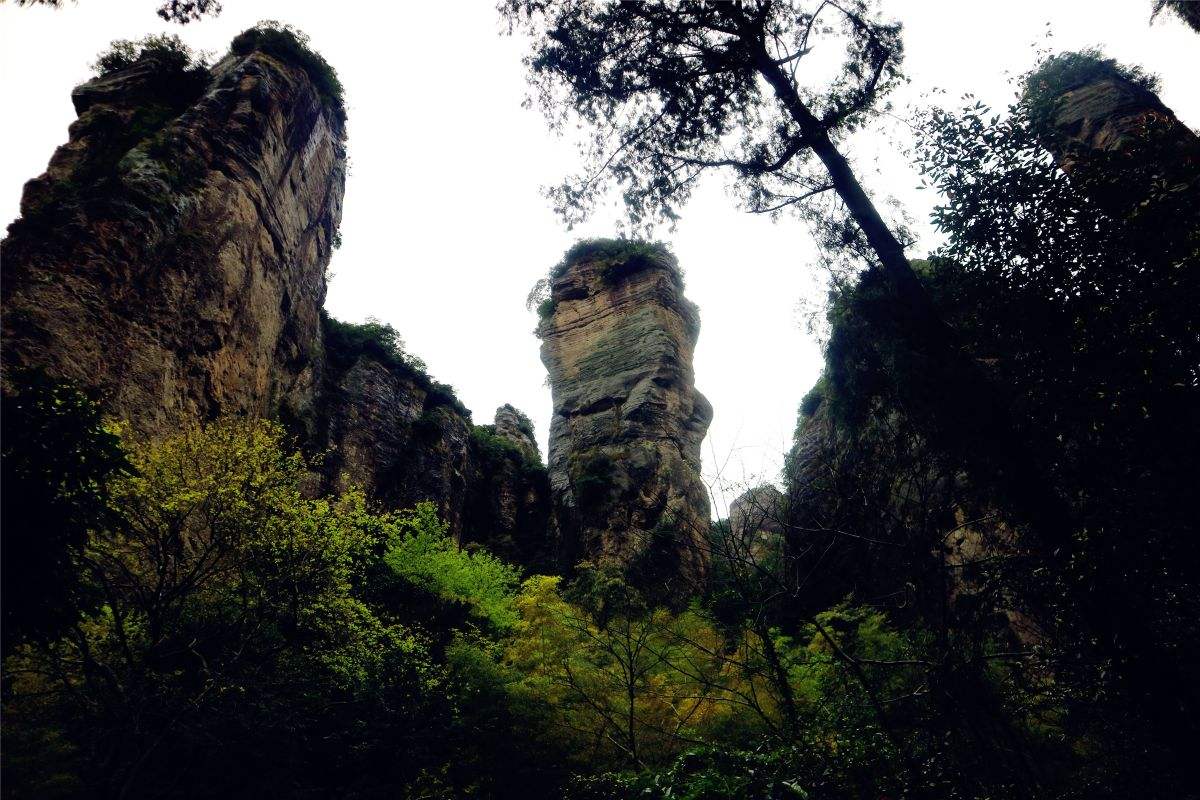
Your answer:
3,2 -> 1198,798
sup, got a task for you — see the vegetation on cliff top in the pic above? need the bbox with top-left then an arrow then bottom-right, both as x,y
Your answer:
91,23 -> 346,127
1022,48 -> 1159,128
321,311 -> 469,416
92,33 -> 209,77
231,21 -> 347,125
529,238 -> 683,320
551,238 -> 677,280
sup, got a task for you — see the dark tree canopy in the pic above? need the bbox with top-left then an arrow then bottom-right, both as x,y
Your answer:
1152,0 -> 1200,32
12,0 -> 221,23
502,0 -> 904,232
0,374 -> 130,652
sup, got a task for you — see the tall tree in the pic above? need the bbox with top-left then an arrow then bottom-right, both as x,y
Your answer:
501,0 -> 1074,552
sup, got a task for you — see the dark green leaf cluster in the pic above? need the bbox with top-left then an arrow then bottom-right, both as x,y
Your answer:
776,77 -> 1200,798
92,33 -> 207,76
472,424 -> 526,463
2,419 -> 563,799
0,373 -> 130,652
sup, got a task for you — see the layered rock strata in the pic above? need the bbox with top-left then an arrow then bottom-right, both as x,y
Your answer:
0,37 -> 552,570
538,242 -> 713,590
318,333 -> 551,561
1,47 -> 345,436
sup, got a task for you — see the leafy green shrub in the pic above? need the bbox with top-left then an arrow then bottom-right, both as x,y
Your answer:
323,311 -> 418,372
92,33 -> 206,76
322,312 -> 470,416
426,381 -> 468,414
231,21 -> 346,125
537,296 -> 558,319
551,237 -> 679,282
1,373 -> 130,651
472,425 -> 524,462
798,377 -> 826,419
384,502 -> 522,631
2,417 -> 441,796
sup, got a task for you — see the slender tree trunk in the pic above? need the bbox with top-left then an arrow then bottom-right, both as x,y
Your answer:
753,620 -> 800,739
752,48 -> 1076,550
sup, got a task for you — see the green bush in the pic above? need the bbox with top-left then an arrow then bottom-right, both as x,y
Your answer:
473,425 -> 523,462
323,311 -> 418,372
798,377 -> 826,419
384,502 -> 522,631
322,312 -> 471,416
92,33 -> 206,76
551,237 -> 679,282
1,373 -> 130,651
231,21 -> 346,125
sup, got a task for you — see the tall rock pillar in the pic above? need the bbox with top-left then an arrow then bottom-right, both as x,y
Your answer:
537,241 -> 712,593
1025,53 -> 1200,221
1,38 -> 346,436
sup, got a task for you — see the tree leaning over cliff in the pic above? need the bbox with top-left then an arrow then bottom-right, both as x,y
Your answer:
500,0 -> 1074,553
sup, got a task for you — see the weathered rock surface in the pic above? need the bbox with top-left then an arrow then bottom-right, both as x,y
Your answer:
1,47 -> 345,436
1034,63 -> 1200,218
538,242 -> 712,590
318,339 -> 552,562
464,408 -> 554,571
0,37 -> 553,571
728,485 -> 786,562
493,404 -> 541,463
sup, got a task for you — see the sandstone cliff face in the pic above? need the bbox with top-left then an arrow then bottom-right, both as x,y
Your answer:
1,37 -> 553,571
319,344 -> 552,565
464,408 -> 554,571
538,242 -> 712,589
1,47 -> 345,436
1033,61 -> 1200,219
728,485 -> 786,563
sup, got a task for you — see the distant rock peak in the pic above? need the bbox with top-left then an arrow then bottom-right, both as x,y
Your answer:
538,240 -> 712,593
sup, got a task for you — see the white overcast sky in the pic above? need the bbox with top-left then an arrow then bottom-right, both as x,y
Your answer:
2,1 -> 1196,517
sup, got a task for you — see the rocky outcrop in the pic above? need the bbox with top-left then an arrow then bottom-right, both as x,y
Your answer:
318,332 -> 552,563
1028,54 -> 1200,219
537,241 -> 712,591
728,485 -> 786,563
0,34 -> 554,571
493,404 -> 540,462
1,45 -> 345,436
317,331 -> 475,535
464,408 -> 554,572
